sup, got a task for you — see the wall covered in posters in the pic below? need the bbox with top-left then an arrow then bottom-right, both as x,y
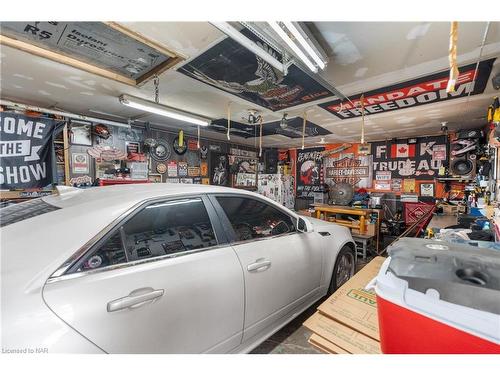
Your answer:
178,28 -> 333,111
0,113 -> 63,189
371,135 -> 447,180
296,147 -> 324,198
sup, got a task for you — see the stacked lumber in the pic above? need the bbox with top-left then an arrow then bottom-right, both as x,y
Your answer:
303,256 -> 386,354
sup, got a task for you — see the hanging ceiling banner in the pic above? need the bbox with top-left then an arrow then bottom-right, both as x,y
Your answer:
319,58 -> 496,119
178,28 -> 334,111
0,113 -> 60,189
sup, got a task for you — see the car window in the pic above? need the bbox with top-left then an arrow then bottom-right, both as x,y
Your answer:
74,197 -> 217,273
0,198 -> 60,228
216,196 -> 295,242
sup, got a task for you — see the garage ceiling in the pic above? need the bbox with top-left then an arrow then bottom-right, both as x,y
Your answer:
1,21 -> 499,147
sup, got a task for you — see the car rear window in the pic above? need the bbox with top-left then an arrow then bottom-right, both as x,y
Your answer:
0,198 -> 60,228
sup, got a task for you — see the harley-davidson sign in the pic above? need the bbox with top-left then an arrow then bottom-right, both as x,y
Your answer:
324,154 -> 372,188
319,58 -> 495,119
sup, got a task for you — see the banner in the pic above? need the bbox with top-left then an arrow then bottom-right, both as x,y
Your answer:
371,135 -> 447,180
179,28 -> 333,111
319,58 -> 495,119
0,113 -> 60,189
296,147 -> 324,198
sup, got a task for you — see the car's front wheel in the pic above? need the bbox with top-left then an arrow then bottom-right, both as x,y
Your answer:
328,245 -> 355,294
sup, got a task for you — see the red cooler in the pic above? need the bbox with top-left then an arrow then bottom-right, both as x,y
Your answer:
372,238 -> 500,354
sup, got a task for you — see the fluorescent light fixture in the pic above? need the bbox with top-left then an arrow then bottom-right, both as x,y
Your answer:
283,22 -> 326,70
211,22 -> 286,74
119,94 -> 211,127
268,21 -> 318,73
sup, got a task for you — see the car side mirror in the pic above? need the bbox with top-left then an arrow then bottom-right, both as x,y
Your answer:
297,217 -> 309,233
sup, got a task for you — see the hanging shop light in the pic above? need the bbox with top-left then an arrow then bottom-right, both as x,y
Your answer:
282,22 -> 327,70
268,21 -> 318,73
118,94 -> 211,127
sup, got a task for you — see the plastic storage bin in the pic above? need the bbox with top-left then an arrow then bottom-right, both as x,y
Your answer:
372,238 -> 500,353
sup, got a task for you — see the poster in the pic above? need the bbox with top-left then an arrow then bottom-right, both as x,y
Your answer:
391,178 -> 402,192
210,153 -> 229,186
296,147 -> 324,198
167,161 -> 178,177
432,144 -> 447,161
420,183 -> 435,197
0,113 -> 61,189
375,171 -> 391,181
371,135 -> 447,180
319,58 -> 495,119
178,28 -> 333,111
403,178 -> 417,193
188,166 -> 200,177
71,153 -> 89,174
324,153 -> 372,188
374,180 -> 391,190
178,161 -> 188,177
200,161 -> 208,176
126,141 -> 140,155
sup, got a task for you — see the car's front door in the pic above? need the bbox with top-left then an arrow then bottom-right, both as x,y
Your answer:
211,195 -> 322,342
43,196 -> 244,353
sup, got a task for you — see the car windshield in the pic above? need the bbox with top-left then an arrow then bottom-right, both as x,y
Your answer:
0,198 -> 60,228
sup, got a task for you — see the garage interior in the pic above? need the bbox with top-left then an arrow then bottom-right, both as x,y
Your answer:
1,15 -> 500,357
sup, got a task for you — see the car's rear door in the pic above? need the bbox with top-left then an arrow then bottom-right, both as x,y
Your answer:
43,195 -> 244,353
210,194 -> 323,342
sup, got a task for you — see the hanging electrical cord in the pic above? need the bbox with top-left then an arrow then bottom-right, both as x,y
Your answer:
461,21 -> 491,117
197,125 -> 201,149
227,102 -> 231,141
153,75 -> 160,104
259,116 -> 263,157
360,94 -> 366,144
446,22 -> 459,93
302,111 -> 307,150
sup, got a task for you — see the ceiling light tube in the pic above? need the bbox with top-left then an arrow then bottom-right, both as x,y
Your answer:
119,94 -> 211,127
268,21 -> 318,73
283,22 -> 326,70
211,22 -> 286,74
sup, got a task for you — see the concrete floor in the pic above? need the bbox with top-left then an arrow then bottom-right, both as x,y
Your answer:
250,300 -> 324,354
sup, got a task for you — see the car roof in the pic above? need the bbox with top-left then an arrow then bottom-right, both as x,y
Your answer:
43,183 -> 255,209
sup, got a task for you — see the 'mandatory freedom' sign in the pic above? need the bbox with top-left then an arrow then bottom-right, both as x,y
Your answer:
0,113 -> 58,189
319,58 -> 495,119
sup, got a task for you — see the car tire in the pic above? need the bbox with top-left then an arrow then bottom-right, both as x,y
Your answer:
328,245 -> 355,294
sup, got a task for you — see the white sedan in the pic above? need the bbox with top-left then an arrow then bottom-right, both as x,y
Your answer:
1,184 -> 356,353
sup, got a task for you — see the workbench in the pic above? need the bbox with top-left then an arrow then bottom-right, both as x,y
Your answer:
313,204 -> 383,256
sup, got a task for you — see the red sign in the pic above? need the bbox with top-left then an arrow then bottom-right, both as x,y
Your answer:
320,59 -> 495,119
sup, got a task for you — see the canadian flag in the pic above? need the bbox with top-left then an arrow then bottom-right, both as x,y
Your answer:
391,143 -> 416,158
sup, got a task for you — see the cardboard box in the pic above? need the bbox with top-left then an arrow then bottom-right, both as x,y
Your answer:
304,313 -> 381,354
316,256 -> 385,341
308,333 -> 349,354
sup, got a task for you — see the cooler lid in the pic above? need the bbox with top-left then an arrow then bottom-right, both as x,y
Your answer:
386,238 -> 500,314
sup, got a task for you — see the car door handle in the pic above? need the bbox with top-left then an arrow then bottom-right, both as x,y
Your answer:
107,287 -> 164,313
247,259 -> 272,272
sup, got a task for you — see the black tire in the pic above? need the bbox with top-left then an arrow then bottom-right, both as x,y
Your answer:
328,245 -> 355,294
